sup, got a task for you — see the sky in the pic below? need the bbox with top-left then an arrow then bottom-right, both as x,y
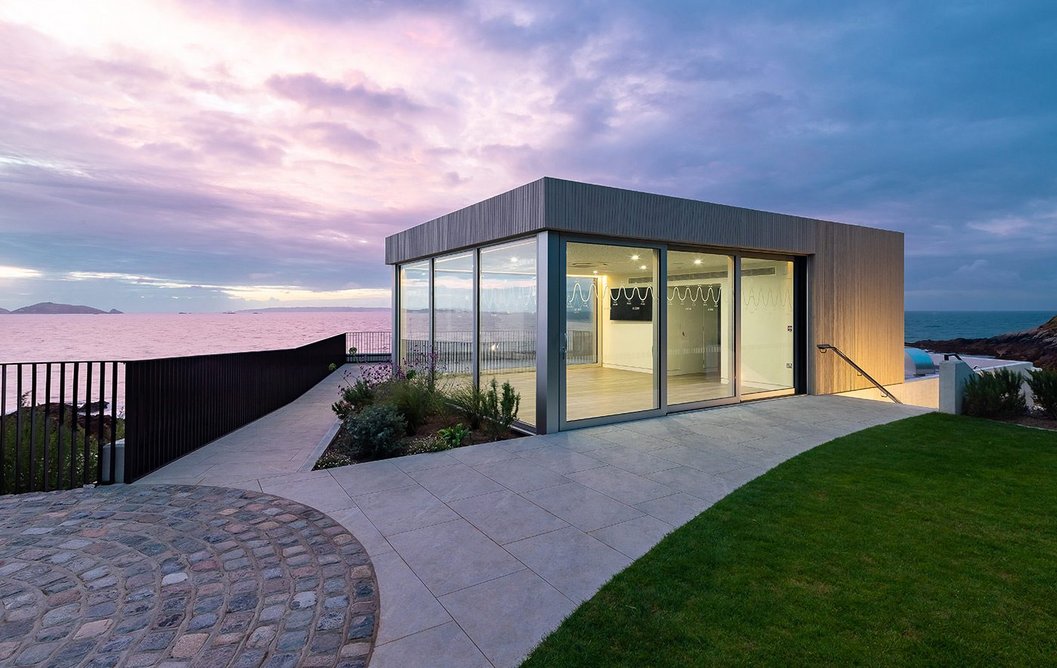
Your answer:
1,0 -> 1055,313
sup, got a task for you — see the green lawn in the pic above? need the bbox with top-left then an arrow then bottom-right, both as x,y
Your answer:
524,413 -> 1057,666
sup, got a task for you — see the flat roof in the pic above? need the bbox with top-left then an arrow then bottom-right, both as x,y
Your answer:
385,177 -> 901,265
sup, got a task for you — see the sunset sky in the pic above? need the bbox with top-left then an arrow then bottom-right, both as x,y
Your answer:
1,1 -> 1055,312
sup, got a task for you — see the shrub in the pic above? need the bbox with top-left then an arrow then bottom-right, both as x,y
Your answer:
438,423 -> 471,449
1027,368 -> 1057,419
448,383 -> 486,429
405,434 -> 451,455
332,378 -> 376,420
482,378 -> 520,441
962,368 -> 1027,419
342,404 -> 407,460
382,377 -> 439,435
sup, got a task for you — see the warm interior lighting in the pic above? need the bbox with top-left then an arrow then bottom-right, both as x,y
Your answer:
630,254 -> 640,260
639,264 -> 647,270
693,258 -> 702,265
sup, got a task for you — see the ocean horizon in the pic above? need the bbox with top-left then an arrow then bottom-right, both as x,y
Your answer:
2,309 -> 1054,364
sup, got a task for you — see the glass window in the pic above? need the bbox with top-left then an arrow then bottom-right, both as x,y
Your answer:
433,251 -> 474,382
740,258 -> 795,394
398,261 -> 430,368
479,238 -> 537,426
666,251 -> 734,405
565,241 -> 658,422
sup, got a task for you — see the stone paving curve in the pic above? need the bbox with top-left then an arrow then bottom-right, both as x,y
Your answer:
0,484 -> 379,668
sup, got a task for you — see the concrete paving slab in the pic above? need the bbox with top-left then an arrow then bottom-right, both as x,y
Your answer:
522,482 -> 644,532
565,465 -> 676,505
505,526 -> 632,603
371,551 -> 451,644
369,622 -> 490,668
439,569 -> 576,668
330,460 -> 417,497
408,464 -> 507,502
589,514 -> 674,560
353,485 -> 460,537
387,519 -> 525,596
447,490 -> 568,546
471,458 -> 571,493
634,492 -> 714,526
517,446 -> 608,474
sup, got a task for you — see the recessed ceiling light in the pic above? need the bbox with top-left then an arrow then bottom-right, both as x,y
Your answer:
693,258 -> 702,265
630,254 -> 640,261
510,257 -> 518,263
639,264 -> 647,270
592,270 -> 598,274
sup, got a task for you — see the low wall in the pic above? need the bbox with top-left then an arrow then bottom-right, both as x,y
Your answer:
835,376 -> 939,409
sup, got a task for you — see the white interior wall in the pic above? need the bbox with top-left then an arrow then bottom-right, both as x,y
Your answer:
600,272 -> 654,372
740,262 -> 794,389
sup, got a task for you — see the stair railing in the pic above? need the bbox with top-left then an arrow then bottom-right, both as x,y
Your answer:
817,343 -> 902,404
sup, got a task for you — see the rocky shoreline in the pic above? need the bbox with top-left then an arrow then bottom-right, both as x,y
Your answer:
909,315 -> 1057,371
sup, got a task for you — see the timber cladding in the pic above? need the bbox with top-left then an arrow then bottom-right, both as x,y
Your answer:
385,177 -> 904,395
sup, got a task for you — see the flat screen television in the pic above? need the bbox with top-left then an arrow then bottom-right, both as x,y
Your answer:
610,288 -> 652,321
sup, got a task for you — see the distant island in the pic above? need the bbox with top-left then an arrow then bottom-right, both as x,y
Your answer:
2,301 -> 123,315
910,314 -> 1057,371
233,306 -> 389,313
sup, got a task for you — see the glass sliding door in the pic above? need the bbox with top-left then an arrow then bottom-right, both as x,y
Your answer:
666,251 -> 734,405
479,238 -> 537,427
564,241 -> 658,422
433,251 -> 474,383
740,258 -> 795,395
398,261 -> 430,367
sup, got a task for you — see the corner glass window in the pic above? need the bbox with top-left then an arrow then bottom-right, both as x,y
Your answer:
433,251 -> 474,383
479,238 -> 537,426
398,261 -> 430,368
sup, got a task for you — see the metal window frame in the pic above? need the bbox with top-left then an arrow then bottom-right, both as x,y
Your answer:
557,234 -> 666,431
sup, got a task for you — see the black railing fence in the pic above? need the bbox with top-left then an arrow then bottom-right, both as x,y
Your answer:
1,361 -> 122,495
2,334 -> 346,495
124,334 -> 346,481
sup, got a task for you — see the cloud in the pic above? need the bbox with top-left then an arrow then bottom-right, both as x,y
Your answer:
267,73 -> 427,115
1,1 -> 1056,312
0,265 -> 41,279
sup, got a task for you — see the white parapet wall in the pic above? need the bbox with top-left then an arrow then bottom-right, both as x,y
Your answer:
835,375 -> 939,409
939,358 -> 1037,414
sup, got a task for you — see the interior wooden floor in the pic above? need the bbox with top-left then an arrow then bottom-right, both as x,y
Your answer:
474,365 -> 780,425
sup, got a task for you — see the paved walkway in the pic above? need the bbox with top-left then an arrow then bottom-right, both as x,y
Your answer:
140,372 -> 929,667
137,365 -> 351,488
0,484 -> 378,667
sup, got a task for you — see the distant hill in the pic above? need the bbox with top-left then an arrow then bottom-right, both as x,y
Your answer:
0,307 -> 8,314
234,306 -> 389,313
7,302 -> 123,315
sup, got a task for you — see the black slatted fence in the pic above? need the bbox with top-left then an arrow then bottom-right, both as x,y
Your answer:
1,361 -> 122,495
123,334 -> 346,481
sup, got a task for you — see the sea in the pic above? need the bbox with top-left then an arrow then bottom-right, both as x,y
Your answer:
1,309 -> 1052,411
903,311 -> 1053,342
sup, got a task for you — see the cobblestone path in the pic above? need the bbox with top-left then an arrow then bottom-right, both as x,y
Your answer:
0,484 -> 378,667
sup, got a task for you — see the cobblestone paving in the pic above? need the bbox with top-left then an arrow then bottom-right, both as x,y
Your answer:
0,484 -> 378,667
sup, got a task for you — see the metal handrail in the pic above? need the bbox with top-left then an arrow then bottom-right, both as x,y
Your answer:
817,343 -> 902,404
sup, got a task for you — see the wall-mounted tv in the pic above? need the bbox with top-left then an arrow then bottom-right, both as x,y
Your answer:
610,287 -> 652,321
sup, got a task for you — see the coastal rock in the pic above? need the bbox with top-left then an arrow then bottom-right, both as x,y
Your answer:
910,315 -> 1057,371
